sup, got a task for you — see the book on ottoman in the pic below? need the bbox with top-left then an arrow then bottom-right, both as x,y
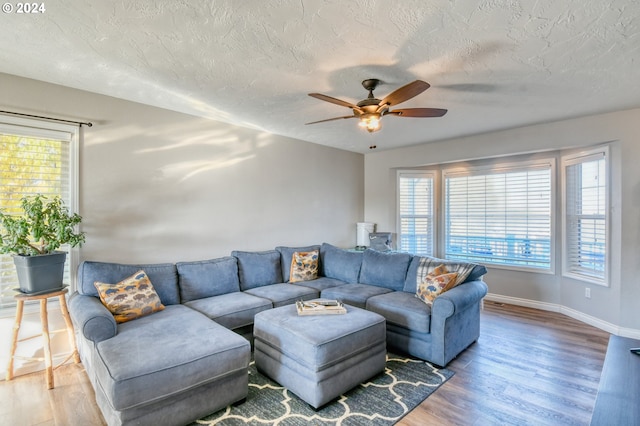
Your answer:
296,299 -> 346,315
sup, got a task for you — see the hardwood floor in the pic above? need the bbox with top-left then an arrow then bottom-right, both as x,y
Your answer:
400,301 -> 610,426
0,302 -> 609,426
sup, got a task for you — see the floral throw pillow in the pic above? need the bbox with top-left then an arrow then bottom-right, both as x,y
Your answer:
94,270 -> 165,323
289,250 -> 319,283
416,264 -> 459,305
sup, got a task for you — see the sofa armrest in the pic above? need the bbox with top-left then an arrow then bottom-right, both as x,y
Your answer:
432,280 -> 488,318
69,292 -> 117,343
429,279 -> 488,366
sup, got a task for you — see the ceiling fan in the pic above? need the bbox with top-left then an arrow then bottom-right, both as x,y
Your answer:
306,79 -> 447,133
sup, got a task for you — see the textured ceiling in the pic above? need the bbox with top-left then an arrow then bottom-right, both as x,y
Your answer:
1,0 -> 639,152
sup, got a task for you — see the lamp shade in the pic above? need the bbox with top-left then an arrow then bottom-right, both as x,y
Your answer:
356,222 -> 375,248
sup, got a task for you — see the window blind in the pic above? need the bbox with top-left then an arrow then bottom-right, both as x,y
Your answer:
444,162 -> 553,269
563,151 -> 607,283
0,121 -> 74,308
398,173 -> 434,256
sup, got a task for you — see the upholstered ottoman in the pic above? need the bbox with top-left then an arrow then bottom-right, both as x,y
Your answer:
253,303 -> 386,408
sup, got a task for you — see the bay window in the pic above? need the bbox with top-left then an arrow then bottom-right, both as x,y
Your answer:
443,160 -> 553,270
397,172 -> 434,256
562,148 -> 608,284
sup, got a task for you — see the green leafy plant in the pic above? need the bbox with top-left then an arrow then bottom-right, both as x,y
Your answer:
0,194 -> 85,256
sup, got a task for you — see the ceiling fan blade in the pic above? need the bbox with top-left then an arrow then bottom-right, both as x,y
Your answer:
305,115 -> 358,125
379,80 -> 430,107
308,93 -> 362,111
386,108 -> 448,118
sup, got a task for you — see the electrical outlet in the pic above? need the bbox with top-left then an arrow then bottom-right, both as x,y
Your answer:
585,287 -> 591,299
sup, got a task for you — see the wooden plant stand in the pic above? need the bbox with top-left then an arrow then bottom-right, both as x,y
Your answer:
6,287 -> 80,389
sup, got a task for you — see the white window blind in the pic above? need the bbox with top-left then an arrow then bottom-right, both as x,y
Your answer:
0,117 -> 78,308
563,150 -> 607,284
398,173 -> 434,256
444,161 -> 553,269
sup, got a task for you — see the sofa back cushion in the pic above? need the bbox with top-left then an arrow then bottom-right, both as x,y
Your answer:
231,250 -> 283,290
177,257 -> 240,302
359,249 -> 412,291
77,261 -> 180,306
276,245 -> 321,282
320,243 -> 362,283
403,255 -> 488,293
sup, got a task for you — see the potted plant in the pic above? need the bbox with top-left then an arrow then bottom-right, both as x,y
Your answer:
0,194 -> 85,294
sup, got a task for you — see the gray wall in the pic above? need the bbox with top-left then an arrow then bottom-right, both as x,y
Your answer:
365,108 -> 640,335
0,73 -> 364,264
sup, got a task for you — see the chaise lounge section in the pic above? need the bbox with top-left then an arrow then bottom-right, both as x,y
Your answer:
68,242 -> 487,426
69,262 -> 251,426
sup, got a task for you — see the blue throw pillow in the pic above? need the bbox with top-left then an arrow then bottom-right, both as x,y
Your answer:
320,243 -> 362,283
232,250 -> 283,290
177,257 -> 240,302
359,249 -> 412,291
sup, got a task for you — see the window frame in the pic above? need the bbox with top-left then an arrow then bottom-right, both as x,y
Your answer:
396,170 -> 436,257
441,158 -> 556,273
561,146 -> 610,286
0,114 -> 80,309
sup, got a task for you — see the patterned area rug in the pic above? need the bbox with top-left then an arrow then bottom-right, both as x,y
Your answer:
192,353 -> 453,426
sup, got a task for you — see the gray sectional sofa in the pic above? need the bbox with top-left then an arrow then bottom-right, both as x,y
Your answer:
68,242 -> 487,426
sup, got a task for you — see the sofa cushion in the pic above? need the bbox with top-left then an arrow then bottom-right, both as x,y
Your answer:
295,277 -> 348,292
320,243 -> 362,283
244,283 -> 318,308
320,283 -> 392,309
232,250 -> 283,290
93,305 -> 250,411
366,291 -> 431,334
78,261 -> 180,306
359,249 -> 412,291
94,270 -> 165,324
403,256 -> 487,293
289,250 -> 319,283
184,291 -> 272,330
276,245 -> 321,282
177,257 -> 240,303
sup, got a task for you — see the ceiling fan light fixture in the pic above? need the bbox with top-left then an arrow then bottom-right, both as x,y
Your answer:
359,114 -> 381,133
307,79 -> 446,137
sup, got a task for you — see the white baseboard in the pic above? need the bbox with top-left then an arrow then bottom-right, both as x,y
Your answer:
486,293 -> 560,313
618,327 -> 640,340
485,293 -> 640,339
